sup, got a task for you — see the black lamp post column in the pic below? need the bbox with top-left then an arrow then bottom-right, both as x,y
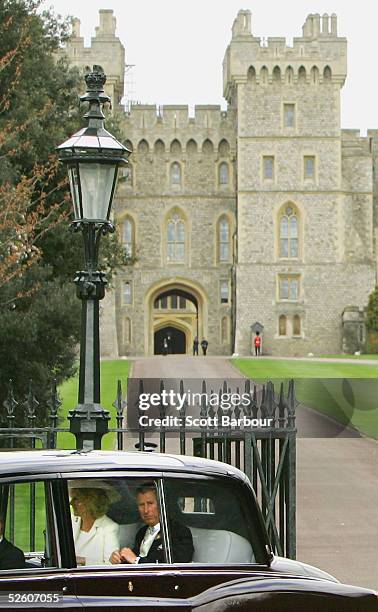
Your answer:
57,66 -> 130,451
70,222 -> 111,450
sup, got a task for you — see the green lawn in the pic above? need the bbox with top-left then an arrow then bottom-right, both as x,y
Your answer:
57,359 -> 131,449
232,358 -> 378,439
321,354 -> 378,360
233,358 -> 378,378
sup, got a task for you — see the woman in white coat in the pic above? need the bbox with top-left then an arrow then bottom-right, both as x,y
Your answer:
70,486 -> 120,566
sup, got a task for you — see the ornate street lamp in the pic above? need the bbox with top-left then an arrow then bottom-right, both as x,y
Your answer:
57,66 -> 130,450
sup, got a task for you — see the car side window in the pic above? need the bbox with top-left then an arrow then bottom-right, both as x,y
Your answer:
164,478 -> 262,564
0,481 -> 58,570
67,478 -> 167,566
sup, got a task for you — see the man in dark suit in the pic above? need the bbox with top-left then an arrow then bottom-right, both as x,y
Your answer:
0,518 -> 25,570
110,484 -> 193,564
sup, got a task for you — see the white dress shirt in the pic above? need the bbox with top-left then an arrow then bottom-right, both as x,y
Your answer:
139,522 -> 160,558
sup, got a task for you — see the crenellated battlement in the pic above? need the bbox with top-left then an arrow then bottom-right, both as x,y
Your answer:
302,13 -> 338,38
123,104 -> 234,129
231,10 -> 343,47
119,103 -> 236,156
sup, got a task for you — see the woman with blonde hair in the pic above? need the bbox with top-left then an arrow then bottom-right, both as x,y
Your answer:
70,483 -> 120,566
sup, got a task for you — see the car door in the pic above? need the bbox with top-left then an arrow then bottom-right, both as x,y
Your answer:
0,476 -> 81,610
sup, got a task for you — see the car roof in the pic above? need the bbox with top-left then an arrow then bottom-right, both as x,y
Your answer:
0,450 -> 247,481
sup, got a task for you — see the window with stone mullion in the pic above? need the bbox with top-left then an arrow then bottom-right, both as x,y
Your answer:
279,277 -> 299,300
279,209 -> 298,259
167,217 -> 185,262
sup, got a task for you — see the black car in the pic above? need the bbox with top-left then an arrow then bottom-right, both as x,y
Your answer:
0,450 -> 376,610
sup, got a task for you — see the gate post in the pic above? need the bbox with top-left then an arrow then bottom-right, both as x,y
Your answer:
286,379 -> 297,559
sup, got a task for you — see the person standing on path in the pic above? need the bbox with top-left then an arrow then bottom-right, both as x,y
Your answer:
193,337 -> 199,356
201,339 -> 208,356
254,332 -> 261,356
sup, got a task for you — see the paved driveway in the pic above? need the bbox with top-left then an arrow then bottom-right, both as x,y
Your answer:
126,356 -> 378,589
130,355 -> 244,379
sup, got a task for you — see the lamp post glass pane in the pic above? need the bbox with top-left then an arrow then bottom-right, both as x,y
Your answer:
78,162 -> 116,221
68,165 -> 81,219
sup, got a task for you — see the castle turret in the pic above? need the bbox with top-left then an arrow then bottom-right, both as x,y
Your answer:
56,10 -> 125,105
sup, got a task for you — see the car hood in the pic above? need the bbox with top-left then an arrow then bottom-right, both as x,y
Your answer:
270,556 -> 339,582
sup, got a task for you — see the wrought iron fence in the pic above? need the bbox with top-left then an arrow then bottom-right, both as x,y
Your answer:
1,380 -> 64,450
1,377 -> 297,559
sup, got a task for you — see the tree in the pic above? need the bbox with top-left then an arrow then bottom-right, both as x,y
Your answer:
365,286 -> 378,332
0,0 -> 127,427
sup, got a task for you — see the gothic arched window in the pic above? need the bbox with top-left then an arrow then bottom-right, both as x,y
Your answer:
323,66 -> 332,81
202,139 -> 214,155
154,139 -> 165,154
298,66 -> 306,82
170,162 -> 181,186
137,139 -> 149,154
219,162 -> 229,185
186,139 -> 198,155
167,212 -> 185,262
247,66 -> 256,82
273,66 -> 281,82
170,139 -> 182,156
279,205 -> 299,258
218,139 -> 230,157
122,216 -> 135,257
311,66 -> 319,84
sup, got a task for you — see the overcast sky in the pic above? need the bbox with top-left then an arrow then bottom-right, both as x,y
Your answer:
41,0 -> 377,134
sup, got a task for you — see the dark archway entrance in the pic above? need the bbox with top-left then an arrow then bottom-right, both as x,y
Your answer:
154,289 -> 199,338
154,327 -> 186,355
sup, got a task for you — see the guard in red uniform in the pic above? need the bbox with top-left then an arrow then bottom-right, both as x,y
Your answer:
254,332 -> 261,356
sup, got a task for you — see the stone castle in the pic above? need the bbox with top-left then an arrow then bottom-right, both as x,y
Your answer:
58,9 -> 378,357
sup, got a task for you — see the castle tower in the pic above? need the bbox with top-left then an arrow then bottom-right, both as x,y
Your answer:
223,11 -> 375,355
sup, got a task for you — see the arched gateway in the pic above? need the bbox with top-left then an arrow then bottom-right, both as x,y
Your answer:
145,280 -> 207,355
